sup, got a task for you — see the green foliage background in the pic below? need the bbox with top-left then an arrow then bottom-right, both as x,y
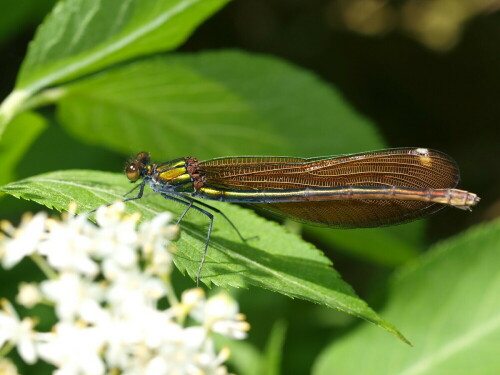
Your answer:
0,0 -> 498,374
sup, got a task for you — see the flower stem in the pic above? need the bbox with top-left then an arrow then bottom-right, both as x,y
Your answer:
0,340 -> 15,358
30,253 -> 58,280
163,275 -> 179,307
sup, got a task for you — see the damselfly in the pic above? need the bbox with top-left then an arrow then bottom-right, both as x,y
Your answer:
121,148 -> 479,285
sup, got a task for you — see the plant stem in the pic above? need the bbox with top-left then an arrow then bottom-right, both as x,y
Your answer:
0,340 -> 15,358
30,253 -> 58,280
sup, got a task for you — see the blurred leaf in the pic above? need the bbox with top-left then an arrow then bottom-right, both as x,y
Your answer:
0,111 -> 46,186
307,222 -> 422,267
0,0 -> 56,46
16,0 -> 230,92
214,336 -> 263,375
313,219 -> 500,375
57,55 -> 280,158
217,319 -> 286,375
1,170 -> 408,342
56,50 -> 383,158
263,320 -> 287,375
0,0 -> 229,135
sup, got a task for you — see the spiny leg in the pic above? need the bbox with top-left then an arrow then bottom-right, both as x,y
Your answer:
182,196 -> 252,243
123,181 -> 145,200
160,193 -> 214,287
154,183 -> 249,243
176,200 -> 194,226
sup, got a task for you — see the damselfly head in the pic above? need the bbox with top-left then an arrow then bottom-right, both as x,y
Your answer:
125,152 -> 151,182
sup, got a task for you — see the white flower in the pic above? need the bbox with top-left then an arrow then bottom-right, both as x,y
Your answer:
98,307 -> 206,374
182,288 -> 205,308
37,322 -> 105,375
0,358 -> 20,375
40,272 -> 105,323
195,343 -> 231,375
143,355 -> 169,375
0,212 -> 47,269
98,322 -> 129,368
94,201 -> 130,228
0,203 -> 247,374
16,282 -> 42,308
93,203 -> 140,271
132,307 -> 181,350
158,326 -> 207,374
38,213 -> 99,277
138,212 -> 174,255
195,292 -> 250,340
99,306 -> 231,375
0,300 -> 38,364
171,288 -> 206,319
139,213 -> 177,277
93,308 -> 144,369
156,327 -> 232,375
105,268 -> 166,313
148,246 -> 174,276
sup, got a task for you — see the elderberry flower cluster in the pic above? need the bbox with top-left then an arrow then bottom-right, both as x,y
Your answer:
0,203 -> 249,375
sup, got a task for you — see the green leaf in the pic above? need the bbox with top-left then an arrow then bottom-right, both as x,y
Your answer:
262,320 -> 287,375
215,319 -> 287,375
56,50 -> 383,158
1,170 -> 408,342
313,219 -> 500,375
306,222 -> 422,267
0,0 -> 229,134
16,0 -> 230,92
0,112 -> 47,186
214,336 -> 263,375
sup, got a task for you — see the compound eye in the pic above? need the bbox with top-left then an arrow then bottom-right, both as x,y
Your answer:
126,162 -> 140,182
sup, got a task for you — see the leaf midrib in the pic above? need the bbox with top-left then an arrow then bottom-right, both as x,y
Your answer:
20,0 -> 203,93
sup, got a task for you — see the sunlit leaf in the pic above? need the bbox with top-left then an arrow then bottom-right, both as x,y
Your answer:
16,0 -> 230,92
1,170 -> 409,342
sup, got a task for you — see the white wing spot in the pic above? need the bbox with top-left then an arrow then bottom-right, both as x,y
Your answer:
414,148 -> 432,167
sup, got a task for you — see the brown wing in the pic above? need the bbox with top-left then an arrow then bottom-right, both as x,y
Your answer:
199,148 -> 460,227
253,200 -> 445,228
